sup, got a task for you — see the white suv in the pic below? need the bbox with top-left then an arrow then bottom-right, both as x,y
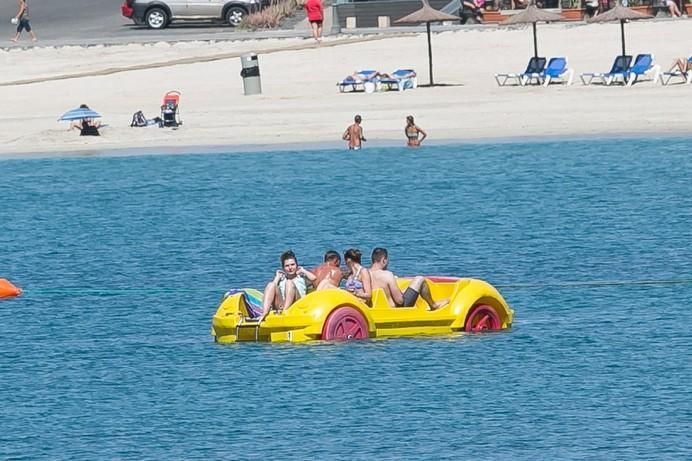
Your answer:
121,0 -> 262,29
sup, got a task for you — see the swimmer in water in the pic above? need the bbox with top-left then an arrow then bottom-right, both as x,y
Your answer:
342,115 -> 367,150
405,115 -> 427,147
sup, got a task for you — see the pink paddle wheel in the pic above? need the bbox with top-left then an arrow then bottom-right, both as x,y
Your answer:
321,306 -> 369,340
464,304 -> 501,332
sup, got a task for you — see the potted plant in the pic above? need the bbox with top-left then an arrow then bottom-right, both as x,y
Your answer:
628,0 -> 653,14
561,0 -> 586,19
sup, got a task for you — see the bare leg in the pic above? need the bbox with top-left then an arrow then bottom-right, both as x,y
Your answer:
311,22 -> 318,41
316,24 -> 322,41
29,30 -> 37,41
262,281 -> 278,316
420,282 -> 448,310
281,279 -> 296,311
670,58 -> 686,73
11,32 -> 19,42
407,276 -> 448,310
408,276 -> 426,292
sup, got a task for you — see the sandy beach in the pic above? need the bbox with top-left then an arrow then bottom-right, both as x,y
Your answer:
1,19 -> 691,156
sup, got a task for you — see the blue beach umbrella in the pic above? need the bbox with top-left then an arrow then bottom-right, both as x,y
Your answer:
58,107 -> 102,121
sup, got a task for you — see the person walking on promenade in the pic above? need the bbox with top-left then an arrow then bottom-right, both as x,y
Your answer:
11,0 -> 37,43
342,115 -> 366,150
404,115 -> 427,147
304,0 -> 324,42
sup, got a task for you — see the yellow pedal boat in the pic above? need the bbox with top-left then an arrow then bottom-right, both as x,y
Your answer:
212,276 -> 513,343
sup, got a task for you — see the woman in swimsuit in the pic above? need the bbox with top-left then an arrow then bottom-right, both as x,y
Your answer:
261,250 -> 316,315
405,115 -> 427,147
343,248 -> 372,303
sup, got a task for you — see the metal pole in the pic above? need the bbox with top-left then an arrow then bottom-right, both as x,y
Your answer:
620,19 -> 626,56
427,22 -> 434,86
533,22 -> 538,58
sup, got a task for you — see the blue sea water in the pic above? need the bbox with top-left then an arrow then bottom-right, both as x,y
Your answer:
1,138 -> 692,460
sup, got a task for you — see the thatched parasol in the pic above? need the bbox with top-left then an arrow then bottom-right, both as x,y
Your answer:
500,3 -> 563,58
395,0 -> 460,86
587,2 -> 652,56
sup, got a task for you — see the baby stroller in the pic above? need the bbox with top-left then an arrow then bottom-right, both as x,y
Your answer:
160,90 -> 182,128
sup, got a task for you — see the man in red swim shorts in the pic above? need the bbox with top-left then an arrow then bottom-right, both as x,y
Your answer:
304,0 -> 324,42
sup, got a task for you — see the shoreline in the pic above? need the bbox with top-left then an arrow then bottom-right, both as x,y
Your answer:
3,21 -> 692,159
1,130 -> 689,161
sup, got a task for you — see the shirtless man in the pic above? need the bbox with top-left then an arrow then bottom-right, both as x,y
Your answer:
342,115 -> 366,150
261,250 -> 316,315
311,250 -> 345,290
369,247 -> 447,310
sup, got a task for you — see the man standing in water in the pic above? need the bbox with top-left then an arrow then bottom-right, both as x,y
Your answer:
370,247 -> 447,310
342,115 -> 366,150
12,0 -> 37,43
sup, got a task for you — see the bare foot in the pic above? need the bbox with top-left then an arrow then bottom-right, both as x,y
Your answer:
32,38 -> 37,42
428,299 -> 449,311
10,38 -> 17,43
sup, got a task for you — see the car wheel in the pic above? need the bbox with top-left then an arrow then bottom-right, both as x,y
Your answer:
146,7 -> 169,29
464,304 -> 501,332
225,6 -> 248,27
321,306 -> 369,341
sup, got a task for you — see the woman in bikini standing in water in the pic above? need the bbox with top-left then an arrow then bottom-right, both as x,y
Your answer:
343,248 -> 372,303
405,115 -> 427,147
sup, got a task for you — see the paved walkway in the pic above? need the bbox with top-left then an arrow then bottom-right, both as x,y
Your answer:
1,0 -> 683,50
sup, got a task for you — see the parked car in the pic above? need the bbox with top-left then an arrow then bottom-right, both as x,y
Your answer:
121,0 -> 262,29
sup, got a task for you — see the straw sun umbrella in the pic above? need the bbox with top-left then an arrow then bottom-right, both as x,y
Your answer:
395,0 -> 460,86
587,1 -> 652,57
500,2 -> 563,58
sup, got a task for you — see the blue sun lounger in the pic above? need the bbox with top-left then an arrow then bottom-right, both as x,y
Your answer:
580,55 -> 632,85
659,57 -> 692,85
494,57 -> 547,86
540,57 -> 574,86
378,69 -> 418,92
621,54 -> 660,86
337,70 -> 379,93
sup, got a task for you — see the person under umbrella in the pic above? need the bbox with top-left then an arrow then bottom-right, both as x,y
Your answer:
59,104 -> 102,136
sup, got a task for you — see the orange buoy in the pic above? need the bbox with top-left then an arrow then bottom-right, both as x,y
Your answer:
0,278 -> 22,298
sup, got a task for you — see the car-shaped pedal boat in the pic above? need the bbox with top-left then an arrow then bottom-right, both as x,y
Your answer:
212,276 -> 513,343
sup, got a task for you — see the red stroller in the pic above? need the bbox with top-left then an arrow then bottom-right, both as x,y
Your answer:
160,90 -> 182,128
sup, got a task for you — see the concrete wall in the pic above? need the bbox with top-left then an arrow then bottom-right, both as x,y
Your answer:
335,0 -> 455,28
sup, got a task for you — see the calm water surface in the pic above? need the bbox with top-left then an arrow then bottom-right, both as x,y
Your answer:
1,139 -> 691,460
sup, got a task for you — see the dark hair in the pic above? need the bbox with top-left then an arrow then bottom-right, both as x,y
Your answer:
371,247 -> 388,263
79,104 -> 89,109
406,115 -> 414,124
324,250 -> 341,264
344,248 -> 362,264
280,250 -> 297,266
354,115 -> 362,123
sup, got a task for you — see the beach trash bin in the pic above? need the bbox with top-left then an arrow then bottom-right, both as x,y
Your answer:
240,53 -> 262,96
